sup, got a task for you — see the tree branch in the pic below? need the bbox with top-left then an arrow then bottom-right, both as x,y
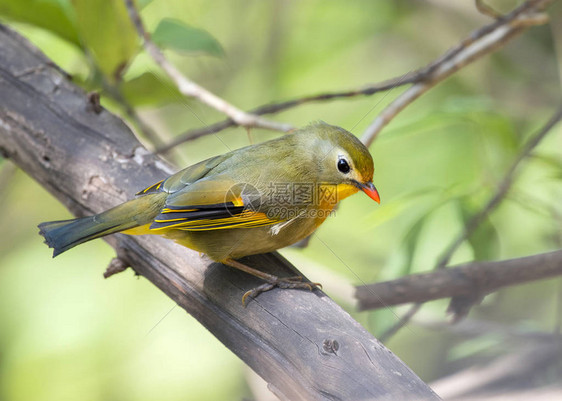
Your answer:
360,0 -> 553,146
436,105 -> 562,271
363,105 -> 562,333
154,73 -> 419,153
123,0 -> 293,134
155,0 -> 553,154
356,250 -> 562,310
0,24 -> 440,401
430,341 -> 562,400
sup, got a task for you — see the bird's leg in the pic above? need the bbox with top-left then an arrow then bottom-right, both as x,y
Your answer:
221,258 -> 322,306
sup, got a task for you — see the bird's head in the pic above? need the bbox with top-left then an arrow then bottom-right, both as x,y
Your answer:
301,122 -> 380,205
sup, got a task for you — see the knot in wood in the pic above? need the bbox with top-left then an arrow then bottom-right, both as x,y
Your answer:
322,339 -> 339,355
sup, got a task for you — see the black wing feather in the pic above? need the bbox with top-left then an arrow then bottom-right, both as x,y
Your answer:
150,202 -> 245,230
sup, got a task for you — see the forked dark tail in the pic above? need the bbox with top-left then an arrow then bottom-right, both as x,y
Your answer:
38,193 -> 166,257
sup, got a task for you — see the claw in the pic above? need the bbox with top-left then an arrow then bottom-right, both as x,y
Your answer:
221,258 -> 322,306
241,276 -> 322,306
242,283 -> 275,306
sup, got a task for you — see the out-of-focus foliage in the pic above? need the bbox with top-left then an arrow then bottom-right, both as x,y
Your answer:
72,0 -> 139,80
0,0 -> 561,400
152,18 -> 224,57
121,71 -> 182,106
0,0 -> 78,45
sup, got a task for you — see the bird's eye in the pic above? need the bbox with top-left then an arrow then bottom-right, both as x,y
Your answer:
337,158 -> 350,174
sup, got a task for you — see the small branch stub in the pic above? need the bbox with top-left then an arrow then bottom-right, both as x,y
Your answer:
87,91 -> 103,114
104,257 -> 130,278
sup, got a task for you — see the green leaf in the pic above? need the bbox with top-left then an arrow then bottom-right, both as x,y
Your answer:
120,72 -> 182,107
152,18 -> 224,57
72,0 -> 139,81
458,199 -> 500,261
0,0 -> 79,45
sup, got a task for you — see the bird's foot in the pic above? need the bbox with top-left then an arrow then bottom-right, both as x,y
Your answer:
220,258 -> 322,306
242,276 -> 322,306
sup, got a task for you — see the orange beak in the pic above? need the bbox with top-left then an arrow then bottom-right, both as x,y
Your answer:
356,181 -> 380,203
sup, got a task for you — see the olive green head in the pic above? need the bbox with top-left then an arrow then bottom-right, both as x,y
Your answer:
294,122 -> 380,203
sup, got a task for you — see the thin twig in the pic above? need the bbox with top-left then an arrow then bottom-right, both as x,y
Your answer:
156,120 -> 234,153
361,0 -> 552,146
99,73 -> 169,149
435,105 -> 562,270
123,0 -> 292,134
371,106 -> 562,339
369,0 -> 556,341
156,0 -> 552,153
155,73 -> 419,153
379,304 -> 422,343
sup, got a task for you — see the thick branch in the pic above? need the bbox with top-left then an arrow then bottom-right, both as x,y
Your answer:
356,250 -> 562,310
123,0 -> 292,134
0,25 -> 439,401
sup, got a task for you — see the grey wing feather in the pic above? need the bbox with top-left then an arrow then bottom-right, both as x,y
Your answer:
136,154 -> 231,196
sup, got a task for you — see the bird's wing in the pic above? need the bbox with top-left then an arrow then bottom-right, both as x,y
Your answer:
136,154 -> 230,196
148,177 -> 283,232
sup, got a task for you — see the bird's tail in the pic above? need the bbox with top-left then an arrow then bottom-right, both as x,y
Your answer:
38,193 -> 166,257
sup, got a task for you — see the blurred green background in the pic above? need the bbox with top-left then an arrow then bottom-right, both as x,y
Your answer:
0,0 -> 561,400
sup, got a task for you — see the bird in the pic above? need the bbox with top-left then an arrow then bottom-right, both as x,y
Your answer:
38,122 -> 380,304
